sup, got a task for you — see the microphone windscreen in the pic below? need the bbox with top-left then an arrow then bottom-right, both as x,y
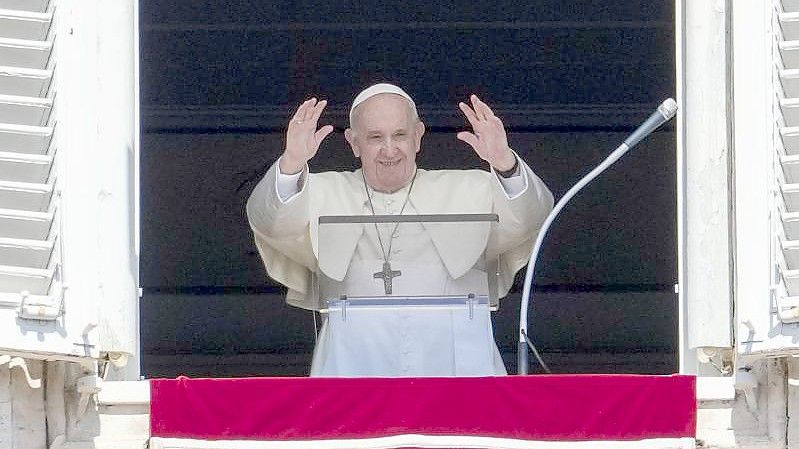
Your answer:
658,98 -> 678,120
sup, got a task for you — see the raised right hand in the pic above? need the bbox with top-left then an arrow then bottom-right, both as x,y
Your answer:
280,98 -> 334,174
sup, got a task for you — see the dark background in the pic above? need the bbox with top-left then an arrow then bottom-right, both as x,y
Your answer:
139,0 -> 677,376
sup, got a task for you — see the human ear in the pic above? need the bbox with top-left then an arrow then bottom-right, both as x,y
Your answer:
414,121 -> 425,154
344,128 -> 360,157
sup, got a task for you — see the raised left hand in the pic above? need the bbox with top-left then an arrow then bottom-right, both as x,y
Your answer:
457,94 -> 516,172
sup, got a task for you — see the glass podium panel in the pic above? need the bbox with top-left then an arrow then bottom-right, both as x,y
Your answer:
317,295 -> 498,376
315,213 -> 500,308
312,214 -> 503,376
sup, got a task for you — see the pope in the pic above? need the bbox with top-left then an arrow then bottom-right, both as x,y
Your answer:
247,83 -> 554,376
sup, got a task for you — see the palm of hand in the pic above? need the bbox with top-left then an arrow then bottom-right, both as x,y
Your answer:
457,95 -> 515,171
281,98 -> 334,173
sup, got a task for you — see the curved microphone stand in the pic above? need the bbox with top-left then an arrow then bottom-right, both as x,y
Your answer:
517,98 -> 678,375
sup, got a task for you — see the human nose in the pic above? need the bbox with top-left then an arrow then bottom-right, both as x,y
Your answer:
382,136 -> 399,155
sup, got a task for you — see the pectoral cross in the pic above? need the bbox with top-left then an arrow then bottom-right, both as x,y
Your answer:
374,261 -> 401,295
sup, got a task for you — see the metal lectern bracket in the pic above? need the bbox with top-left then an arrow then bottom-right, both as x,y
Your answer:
339,295 -> 348,322
467,293 -> 475,320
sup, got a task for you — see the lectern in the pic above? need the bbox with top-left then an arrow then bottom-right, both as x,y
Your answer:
312,213 -> 503,377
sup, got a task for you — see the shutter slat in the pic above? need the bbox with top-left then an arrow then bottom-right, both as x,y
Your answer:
0,151 -> 51,183
782,240 -> 799,270
786,1 -> 799,13
780,41 -> 799,69
0,94 -> 52,126
781,13 -> 799,41
781,69 -> 799,98
0,9 -> 51,41
780,98 -> 799,127
781,154 -> 799,183
0,65 -> 52,97
780,126 -> 799,155
0,180 -> 52,212
0,237 -> 52,268
781,183 -> 799,212
0,1 -> 49,14
0,264 -> 52,295
782,212 -> 799,241
0,38 -> 52,70
0,123 -> 53,154
783,269 -> 799,297
0,208 -> 53,240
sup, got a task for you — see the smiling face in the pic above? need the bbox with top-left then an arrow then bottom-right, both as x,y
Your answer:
345,93 -> 425,193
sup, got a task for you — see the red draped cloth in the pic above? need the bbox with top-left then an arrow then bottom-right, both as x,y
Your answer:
150,375 -> 696,448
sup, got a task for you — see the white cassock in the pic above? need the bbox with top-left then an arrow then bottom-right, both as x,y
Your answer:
246,154 -> 553,377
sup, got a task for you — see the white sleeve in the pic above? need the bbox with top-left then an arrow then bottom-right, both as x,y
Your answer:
275,158 -> 307,203
493,155 -> 528,200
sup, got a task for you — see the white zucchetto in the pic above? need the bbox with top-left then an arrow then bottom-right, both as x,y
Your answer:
349,83 -> 417,123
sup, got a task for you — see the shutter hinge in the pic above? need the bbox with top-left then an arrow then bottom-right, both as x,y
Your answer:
17,283 -> 65,321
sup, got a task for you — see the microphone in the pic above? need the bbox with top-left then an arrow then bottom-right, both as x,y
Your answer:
517,98 -> 678,375
623,98 -> 678,149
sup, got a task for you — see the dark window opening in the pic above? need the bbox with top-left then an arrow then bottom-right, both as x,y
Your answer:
140,0 -> 677,377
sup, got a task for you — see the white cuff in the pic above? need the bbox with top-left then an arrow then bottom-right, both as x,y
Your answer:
494,156 -> 528,200
275,159 -> 306,203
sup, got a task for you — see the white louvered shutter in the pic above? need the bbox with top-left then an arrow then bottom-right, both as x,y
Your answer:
0,0 -> 138,362
778,4 -> 799,327
736,0 -> 799,358
778,3 -> 799,326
